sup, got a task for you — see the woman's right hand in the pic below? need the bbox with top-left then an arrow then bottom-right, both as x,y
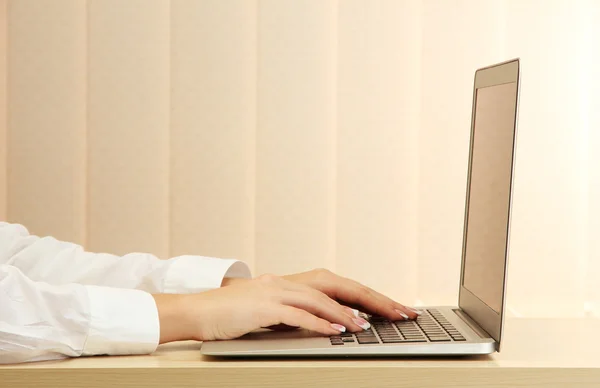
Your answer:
153,274 -> 371,344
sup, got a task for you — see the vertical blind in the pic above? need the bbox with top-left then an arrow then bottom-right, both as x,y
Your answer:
0,0 -> 598,317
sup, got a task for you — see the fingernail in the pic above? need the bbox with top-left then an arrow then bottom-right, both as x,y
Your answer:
331,324 -> 346,333
407,307 -> 423,315
395,309 -> 409,319
352,317 -> 371,330
344,307 -> 360,318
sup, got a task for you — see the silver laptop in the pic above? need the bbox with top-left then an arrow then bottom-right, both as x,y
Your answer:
202,58 -> 521,357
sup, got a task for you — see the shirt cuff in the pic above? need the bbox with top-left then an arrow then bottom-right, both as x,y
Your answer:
82,285 -> 159,356
163,255 -> 252,294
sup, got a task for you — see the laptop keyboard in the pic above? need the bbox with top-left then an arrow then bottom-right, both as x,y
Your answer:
329,309 -> 466,346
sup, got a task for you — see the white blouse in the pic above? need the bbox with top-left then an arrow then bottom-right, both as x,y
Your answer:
0,222 -> 251,364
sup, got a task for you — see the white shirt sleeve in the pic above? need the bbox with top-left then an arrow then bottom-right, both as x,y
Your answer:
0,265 -> 159,364
0,222 -> 252,364
0,222 -> 252,293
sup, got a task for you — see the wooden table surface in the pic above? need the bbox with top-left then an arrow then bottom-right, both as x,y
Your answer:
1,318 -> 599,388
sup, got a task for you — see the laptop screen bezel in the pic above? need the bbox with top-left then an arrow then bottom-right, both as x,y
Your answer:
458,59 -> 520,352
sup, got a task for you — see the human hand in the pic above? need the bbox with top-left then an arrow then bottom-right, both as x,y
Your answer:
282,269 -> 421,321
154,274 -> 372,343
223,268 -> 420,322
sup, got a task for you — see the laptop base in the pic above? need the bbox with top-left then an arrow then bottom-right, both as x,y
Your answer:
200,306 -> 496,357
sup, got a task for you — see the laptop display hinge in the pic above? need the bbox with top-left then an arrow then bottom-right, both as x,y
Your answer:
453,309 -> 492,339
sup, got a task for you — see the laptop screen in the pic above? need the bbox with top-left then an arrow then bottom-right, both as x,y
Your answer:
462,81 -> 518,314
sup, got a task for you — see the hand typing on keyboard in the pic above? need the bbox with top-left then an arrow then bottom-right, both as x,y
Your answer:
154,269 -> 420,344
224,268 -> 421,329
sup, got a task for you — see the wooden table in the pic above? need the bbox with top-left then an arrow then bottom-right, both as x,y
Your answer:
1,318 -> 599,388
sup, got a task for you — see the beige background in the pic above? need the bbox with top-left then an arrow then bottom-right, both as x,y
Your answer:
0,0 -> 598,318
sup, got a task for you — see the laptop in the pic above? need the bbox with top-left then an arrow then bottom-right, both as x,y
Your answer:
202,58 -> 521,357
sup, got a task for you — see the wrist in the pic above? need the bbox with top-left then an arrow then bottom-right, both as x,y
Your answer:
153,294 -> 195,344
221,277 -> 250,287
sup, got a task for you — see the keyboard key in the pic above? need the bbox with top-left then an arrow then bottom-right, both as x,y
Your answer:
381,338 -> 407,343
357,337 -> 380,344
429,337 -> 451,342
356,334 -> 375,338
342,337 -> 355,342
452,336 -> 466,341
331,341 -> 345,345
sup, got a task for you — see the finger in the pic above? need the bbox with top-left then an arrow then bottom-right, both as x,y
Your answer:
274,305 -> 346,336
344,307 -> 360,318
281,290 -> 370,332
278,278 -> 361,321
327,276 -> 419,321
